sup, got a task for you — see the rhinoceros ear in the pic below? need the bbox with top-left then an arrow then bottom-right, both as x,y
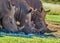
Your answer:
7,0 -> 15,10
7,0 -> 11,10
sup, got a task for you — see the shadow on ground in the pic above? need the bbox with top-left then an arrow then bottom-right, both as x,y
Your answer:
0,31 -> 57,38
0,21 -> 60,38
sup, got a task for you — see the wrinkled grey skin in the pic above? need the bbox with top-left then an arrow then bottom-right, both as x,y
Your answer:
14,0 -> 35,34
0,0 -> 18,33
26,0 -> 57,34
0,0 -> 32,33
26,0 -> 46,28
14,0 -> 47,34
15,0 -> 56,34
0,0 -> 56,34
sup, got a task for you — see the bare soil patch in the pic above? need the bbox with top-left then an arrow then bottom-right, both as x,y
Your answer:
46,21 -> 60,36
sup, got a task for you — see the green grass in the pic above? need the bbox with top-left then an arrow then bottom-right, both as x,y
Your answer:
43,3 -> 60,22
46,14 -> 60,22
0,36 -> 60,43
42,0 -> 60,4
43,3 -> 60,15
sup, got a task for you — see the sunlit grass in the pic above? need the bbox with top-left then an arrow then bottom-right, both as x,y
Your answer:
43,3 -> 60,22
43,3 -> 60,15
42,0 -> 60,4
0,36 -> 60,43
46,14 -> 60,22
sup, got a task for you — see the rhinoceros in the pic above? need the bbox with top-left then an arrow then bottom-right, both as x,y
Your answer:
14,0 -> 57,34
0,0 -> 33,33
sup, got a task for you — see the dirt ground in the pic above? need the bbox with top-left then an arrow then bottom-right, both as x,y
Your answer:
46,21 -> 60,36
